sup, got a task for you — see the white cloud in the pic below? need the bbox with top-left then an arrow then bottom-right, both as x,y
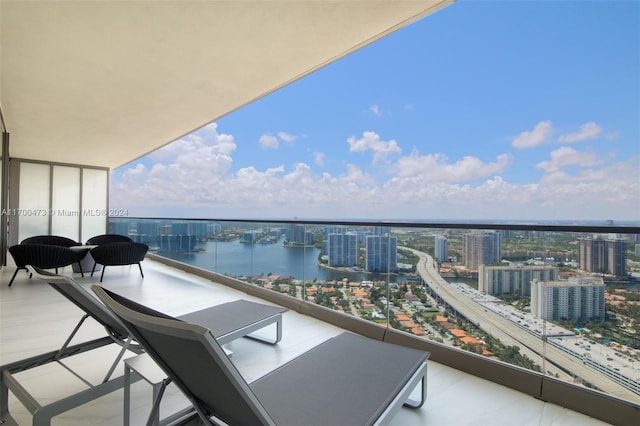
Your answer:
536,146 -> 600,173
151,123 -> 235,162
369,104 -> 382,117
558,122 -> 602,143
112,154 -> 639,221
110,124 -> 237,208
346,131 -> 401,164
512,120 -> 553,149
259,131 -> 298,149
277,131 -> 296,143
110,122 -> 640,221
121,163 -> 147,180
393,152 -> 512,183
314,151 -> 326,166
259,134 -> 279,149
605,132 -> 620,141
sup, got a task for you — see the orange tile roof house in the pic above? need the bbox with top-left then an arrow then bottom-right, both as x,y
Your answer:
412,327 -> 425,336
460,336 -> 481,345
450,329 -> 467,338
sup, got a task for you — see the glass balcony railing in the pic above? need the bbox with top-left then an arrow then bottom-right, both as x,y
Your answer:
109,217 -> 640,404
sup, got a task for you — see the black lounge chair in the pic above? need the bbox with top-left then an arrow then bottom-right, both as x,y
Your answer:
7,243 -> 88,286
86,234 -> 133,245
0,267 -> 287,426
93,285 -> 430,426
90,241 -> 149,282
21,235 -> 81,248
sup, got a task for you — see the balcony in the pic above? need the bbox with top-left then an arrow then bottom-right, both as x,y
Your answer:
1,219 -> 638,425
2,1 -> 637,424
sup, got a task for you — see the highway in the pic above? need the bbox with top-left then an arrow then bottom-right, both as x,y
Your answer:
407,248 -> 639,401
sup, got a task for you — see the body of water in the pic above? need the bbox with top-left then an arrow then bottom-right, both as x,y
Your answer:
166,239 -> 406,283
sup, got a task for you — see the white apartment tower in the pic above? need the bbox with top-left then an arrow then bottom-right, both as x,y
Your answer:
531,277 -> 605,322
478,264 -> 558,296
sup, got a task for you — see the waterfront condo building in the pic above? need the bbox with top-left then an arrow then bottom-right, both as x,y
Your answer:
241,230 -> 260,243
158,234 -> 196,253
365,234 -> 397,273
286,223 -> 314,245
530,276 -> 606,322
110,220 -> 131,237
328,232 -> 359,267
478,264 -> 558,297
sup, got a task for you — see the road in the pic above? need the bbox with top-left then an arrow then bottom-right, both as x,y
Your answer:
406,247 -> 638,401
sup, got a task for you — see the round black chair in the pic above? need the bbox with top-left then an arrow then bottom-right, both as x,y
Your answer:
90,242 -> 149,282
7,244 -> 88,286
86,234 -> 133,245
21,235 -> 81,248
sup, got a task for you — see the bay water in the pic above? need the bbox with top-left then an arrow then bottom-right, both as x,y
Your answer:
167,238 -> 405,283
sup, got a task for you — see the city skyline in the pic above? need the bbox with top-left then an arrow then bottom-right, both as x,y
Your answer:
110,1 -> 639,221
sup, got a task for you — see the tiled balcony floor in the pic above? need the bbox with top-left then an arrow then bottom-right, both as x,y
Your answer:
0,259 -> 609,425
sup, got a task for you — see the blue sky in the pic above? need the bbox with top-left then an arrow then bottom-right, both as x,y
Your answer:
110,0 -> 640,222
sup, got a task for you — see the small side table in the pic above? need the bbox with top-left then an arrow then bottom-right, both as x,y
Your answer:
70,245 -> 101,273
123,354 -> 195,426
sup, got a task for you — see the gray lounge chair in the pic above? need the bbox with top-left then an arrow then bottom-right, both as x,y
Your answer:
0,266 -> 287,426
93,284 -> 430,426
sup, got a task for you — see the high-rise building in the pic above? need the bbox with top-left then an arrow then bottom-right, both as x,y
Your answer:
323,225 -> 348,237
208,223 -> 222,236
365,235 -> 397,273
328,233 -> 359,267
158,234 -> 195,253
286,224 -> 314,245
434,235 -> 448,263
478,264 -> 557,296
269,228 -> 284,238
371,226 -> 391,236
463,231 -> 501,270
136,221 -> 160,238
579,237 -> 626,276
188,221 -> 209,239
531,276 -> 605,322
109,220 -> 130,236
241,230 -> 260,243
169,221 -> 189,236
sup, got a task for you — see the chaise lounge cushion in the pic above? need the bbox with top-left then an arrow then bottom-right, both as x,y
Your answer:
92,285 -> 429,426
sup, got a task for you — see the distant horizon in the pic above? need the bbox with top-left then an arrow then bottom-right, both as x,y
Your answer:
110,1 -> 639,222
111,216 -> 640,230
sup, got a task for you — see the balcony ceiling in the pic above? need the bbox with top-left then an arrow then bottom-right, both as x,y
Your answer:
0,0 -> 453,169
